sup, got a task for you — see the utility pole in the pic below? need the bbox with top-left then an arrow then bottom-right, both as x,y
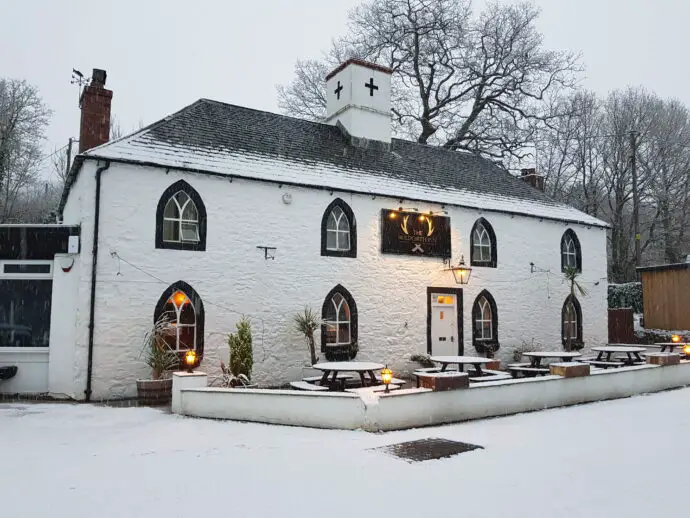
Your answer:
630,130 -> 641,273
65,137 -> 73,179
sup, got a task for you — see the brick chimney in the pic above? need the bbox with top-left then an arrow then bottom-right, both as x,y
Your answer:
520,168 -> 545,192
78,69 -> 112,153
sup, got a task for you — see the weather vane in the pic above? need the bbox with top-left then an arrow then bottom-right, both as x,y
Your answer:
71,68 -> 89,107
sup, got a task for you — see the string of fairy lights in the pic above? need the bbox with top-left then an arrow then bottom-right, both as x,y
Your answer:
106,246 -> 606,361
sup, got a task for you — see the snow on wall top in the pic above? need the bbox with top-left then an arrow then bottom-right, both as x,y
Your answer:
74,99 -> 608,227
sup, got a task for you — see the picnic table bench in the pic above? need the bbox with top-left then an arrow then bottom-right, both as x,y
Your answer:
592,346 -> 646,366
290,381 -> 329,391
507,363 -> 550,378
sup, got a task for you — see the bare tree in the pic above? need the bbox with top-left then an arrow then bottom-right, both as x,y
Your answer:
638,99 -> 690,264
0,78 -> 51,222
277,0 -> 581,159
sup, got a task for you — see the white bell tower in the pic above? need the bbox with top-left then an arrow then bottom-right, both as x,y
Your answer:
325,59 -> 393,144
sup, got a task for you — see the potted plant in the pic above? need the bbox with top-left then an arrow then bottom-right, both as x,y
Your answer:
137,315 -> 180,405
224,317 -> 254,387
294,306 -> 319,365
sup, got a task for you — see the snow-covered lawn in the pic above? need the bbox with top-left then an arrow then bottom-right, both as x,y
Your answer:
2,390 -> 690,518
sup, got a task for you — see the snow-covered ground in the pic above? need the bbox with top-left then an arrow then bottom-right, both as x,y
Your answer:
2,390 -> 690,518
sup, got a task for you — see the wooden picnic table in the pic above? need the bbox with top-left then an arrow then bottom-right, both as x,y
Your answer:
312,361 -> 385,389
522,351 -> 581,367
655,342 -> 690,353
429,355 -> 494,376
592,345 -> 646,365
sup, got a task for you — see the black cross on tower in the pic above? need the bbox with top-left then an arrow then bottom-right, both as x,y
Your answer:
364,77 -> 378,96
334,81 -> 343,100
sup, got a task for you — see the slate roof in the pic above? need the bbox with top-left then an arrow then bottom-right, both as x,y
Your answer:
62,99 -> 608,227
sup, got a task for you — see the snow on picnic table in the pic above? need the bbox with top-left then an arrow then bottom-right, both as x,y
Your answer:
2,390 -> 690,518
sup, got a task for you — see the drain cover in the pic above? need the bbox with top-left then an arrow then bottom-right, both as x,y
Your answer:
372,438 -> 483,462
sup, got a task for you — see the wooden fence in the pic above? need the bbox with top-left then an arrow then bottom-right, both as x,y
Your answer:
639,266 -> 690,330
608,308 -> 634,344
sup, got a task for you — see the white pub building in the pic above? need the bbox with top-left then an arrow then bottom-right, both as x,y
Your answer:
0,60 -> 608,400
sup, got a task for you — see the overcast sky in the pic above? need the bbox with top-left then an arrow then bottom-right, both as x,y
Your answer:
2,0 -> 689,179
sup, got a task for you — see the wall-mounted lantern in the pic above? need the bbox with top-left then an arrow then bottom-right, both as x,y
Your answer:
446,255 -> 472,285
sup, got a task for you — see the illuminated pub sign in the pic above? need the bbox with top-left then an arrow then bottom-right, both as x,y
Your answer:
380,209 -> 451,258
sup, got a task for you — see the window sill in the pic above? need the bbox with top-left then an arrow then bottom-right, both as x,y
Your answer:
470,261 -> 496,268
157,241 -> 206,252
321,250 -> 356,258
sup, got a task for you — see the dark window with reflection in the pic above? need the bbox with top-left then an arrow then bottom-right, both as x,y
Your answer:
0,280 -> 52,347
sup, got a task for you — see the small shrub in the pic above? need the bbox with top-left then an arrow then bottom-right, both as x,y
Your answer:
228,317 -> 253,380
294,306 -> 320,365
608,282 -> 643,313
410,353 -> 436,368
514,339 -> 541,363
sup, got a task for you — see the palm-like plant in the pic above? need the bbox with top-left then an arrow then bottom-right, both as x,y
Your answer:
294,307 -> 320,365
564,266 -> 588,298
563,267 -> 587,351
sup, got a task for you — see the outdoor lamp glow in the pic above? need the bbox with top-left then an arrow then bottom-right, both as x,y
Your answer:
380,366 -> 393,393
683,345 -> 690,356
184,349 -> 197,373
671,334 -> 681,343
448,255 -> 472,285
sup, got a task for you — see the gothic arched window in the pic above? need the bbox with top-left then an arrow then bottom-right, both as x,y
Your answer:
470,218 -> 497,267
561,229 -> 581,272
562,295 -> 583,347
472,290 -> 499,353
153,281 -> 205,358
155,180 -> 207,251
321,284 -> 358,360
321,198 -> 357,258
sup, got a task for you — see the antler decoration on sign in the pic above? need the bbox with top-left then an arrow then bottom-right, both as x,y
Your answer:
426,217 -> 435,237
401,215 -> 410,235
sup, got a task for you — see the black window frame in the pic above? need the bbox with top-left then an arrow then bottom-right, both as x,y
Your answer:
321,284 -> 358,361
153,280 -> 206,361
472,289 -> 499,354
470,218 -> 497,268
561,294 -> 583,348
320,198 -> 357,258
155,180 -> 207,251
560,229 -> 582,273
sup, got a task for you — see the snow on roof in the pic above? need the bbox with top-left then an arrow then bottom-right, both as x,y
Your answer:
73,100 -> 608,228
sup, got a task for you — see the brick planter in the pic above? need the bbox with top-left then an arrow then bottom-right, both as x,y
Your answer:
417,372 -> 469,391
647,353 -> 681,366
137,378 -> 173,406
484,360 -> 501,370
550,362 -> 590,378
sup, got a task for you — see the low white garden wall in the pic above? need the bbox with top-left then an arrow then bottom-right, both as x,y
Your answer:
174,362 -> 690,432
0,348 -> 49,395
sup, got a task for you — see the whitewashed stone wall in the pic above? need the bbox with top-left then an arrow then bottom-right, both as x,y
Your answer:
61,161 -> 608,400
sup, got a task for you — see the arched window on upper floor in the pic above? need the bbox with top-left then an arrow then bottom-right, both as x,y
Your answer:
561,229 -> 582,272
155,180 -> 207,251
321,198 -> 357,258
470,218 -> 497,268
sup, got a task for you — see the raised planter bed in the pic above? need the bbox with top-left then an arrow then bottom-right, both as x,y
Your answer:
137,378 -> 172,406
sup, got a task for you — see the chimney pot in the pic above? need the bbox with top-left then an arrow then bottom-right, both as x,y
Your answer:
520,168 -> 545,192
91,68 -> 107,87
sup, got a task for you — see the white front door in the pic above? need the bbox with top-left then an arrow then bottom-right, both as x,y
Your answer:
429,292 -> 459,356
